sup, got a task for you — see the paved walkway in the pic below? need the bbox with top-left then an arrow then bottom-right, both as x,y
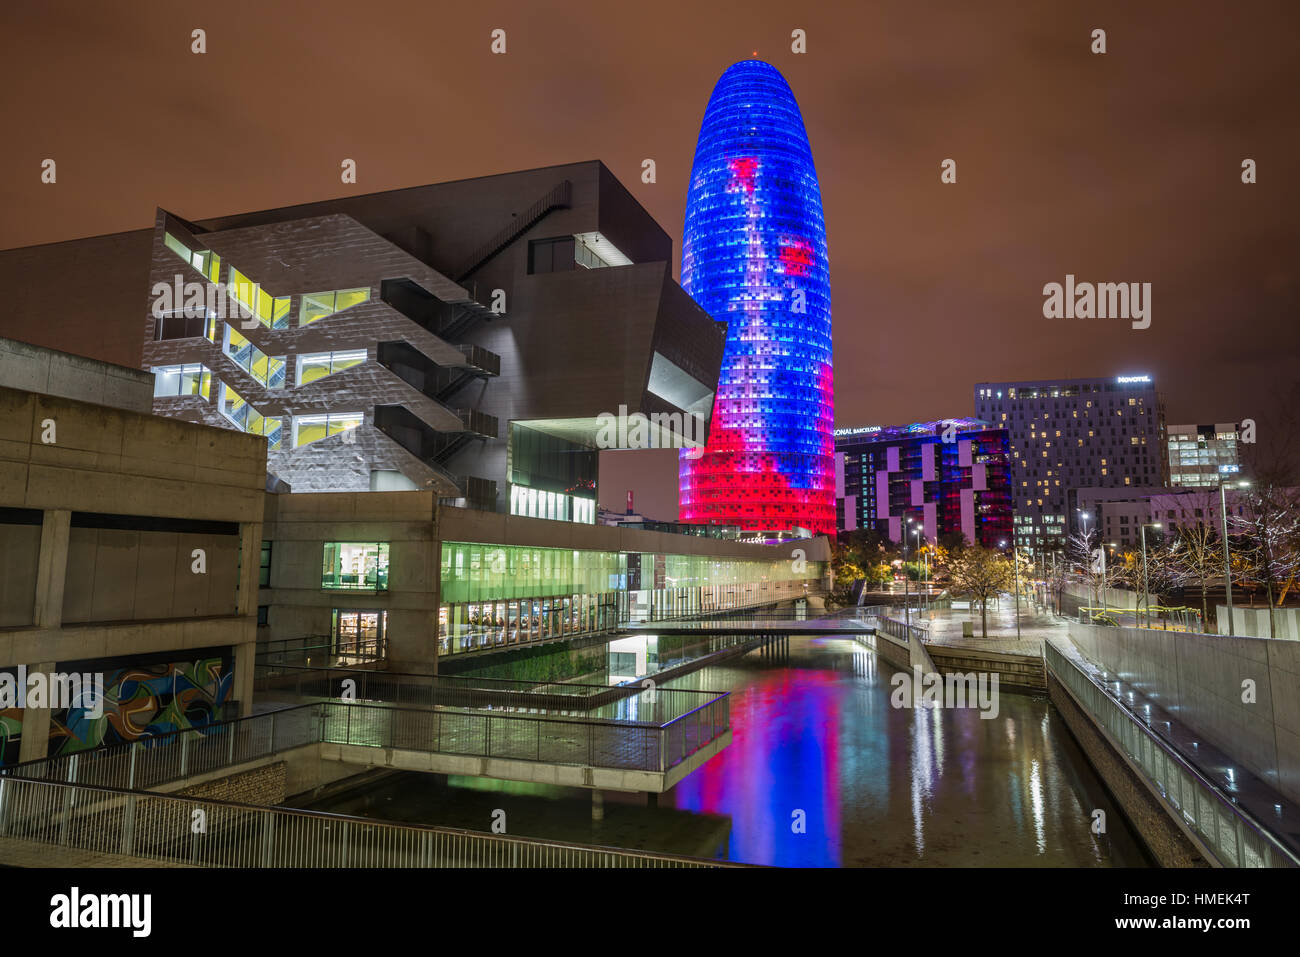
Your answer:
902,603 -> 1072,656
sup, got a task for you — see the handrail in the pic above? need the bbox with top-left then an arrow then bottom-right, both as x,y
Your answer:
1044,640 -> 1299,868
0,776 -> 738,868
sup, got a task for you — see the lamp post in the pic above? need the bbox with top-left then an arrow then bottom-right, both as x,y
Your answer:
1217,469 -> 1251,636
913,528 -> 926,614
1077,509 -> 1095,612
1101,543 -> 1117,619
903,518 -> 912,629
1139,522 -> 1161,628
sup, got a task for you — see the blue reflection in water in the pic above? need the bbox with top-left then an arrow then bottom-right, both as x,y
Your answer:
673,669 -> 842,866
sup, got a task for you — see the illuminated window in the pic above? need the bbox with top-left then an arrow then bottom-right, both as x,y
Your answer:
227,267 -> 291,329
299,288 -> 371,326
322,542 -> 389,591
293,412 -> 363,447
222,324 -> 286,388
297,350 -> 367,386
153,363 -> 211,398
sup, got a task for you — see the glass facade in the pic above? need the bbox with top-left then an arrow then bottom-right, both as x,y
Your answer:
293,413 -> 362,447
332,609 -> 387,658
299,288 -> 371,326
297,350 -> 367,386
678,59 -> 835,536
437,540 -> 823,655
322,542 -> 390,591
153,363 -> 212,399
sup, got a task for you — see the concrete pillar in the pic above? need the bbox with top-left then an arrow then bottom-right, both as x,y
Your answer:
17,660 -> 57,763
32,509 -> 71,628
231,521 -> 263,718
236,521 -> 262,616
591,789 -> 604,822
231,640 -> 256,718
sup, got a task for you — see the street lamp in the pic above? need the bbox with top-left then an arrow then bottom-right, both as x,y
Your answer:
912,528 -> 926,614
1217,468 -> 1251,636
1139,522 -> 1161,628
1101,543 -> 1118,620
903,518 -> 912,629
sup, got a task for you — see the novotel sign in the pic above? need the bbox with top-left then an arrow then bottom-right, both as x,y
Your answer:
1116,375 -> 1151,384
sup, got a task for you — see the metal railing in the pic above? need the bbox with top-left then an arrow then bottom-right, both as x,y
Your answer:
320,698 -> 728,773
0,707 -> 317,793
1044,640 -> 1299,868
254,664 -> 721,724
878,615 -> 929,644
0,776 -> 734,868
5,688 -> 730,787
256,635 -> 386,665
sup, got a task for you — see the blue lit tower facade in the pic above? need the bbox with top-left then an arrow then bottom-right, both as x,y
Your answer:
679,59 -> 835,535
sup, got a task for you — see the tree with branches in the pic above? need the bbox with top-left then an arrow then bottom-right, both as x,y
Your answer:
947,545 -> 1013,638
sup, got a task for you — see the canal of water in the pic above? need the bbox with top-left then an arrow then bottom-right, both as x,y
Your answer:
292,636 -> 1150,866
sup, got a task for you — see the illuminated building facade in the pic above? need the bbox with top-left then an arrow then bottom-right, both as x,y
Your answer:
1167,423 -> 1241,487
678,59 -> 835,537
974,375 -> 1169,552
833,420 -> 1012,548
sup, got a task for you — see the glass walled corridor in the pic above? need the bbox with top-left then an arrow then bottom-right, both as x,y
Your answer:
437,541 -> 823,656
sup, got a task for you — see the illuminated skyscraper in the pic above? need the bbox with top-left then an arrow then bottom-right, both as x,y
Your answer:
678,59 -> 835,536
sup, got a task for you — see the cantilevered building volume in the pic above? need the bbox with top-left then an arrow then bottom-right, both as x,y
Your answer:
678,59 -> 835,537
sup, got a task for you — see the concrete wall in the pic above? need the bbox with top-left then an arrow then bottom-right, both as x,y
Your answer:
61,527 -> 240,623
1068,622 -> 1300,804
0,383 -> 267,759
0,337 -> 153,414
1216,605 -> 1300,640
260,490 -> 440,672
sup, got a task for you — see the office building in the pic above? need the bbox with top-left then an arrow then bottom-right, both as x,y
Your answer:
975,375 -> 1169,551
833,419 -> 1012,548
678,59 -> 836,537
1167,423 -> 1242,487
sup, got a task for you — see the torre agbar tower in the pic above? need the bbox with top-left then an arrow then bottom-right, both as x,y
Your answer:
678,58 -> 835,536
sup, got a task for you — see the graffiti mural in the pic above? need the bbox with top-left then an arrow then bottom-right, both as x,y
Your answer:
49,657 -> 232,754
1,708 -> 21,765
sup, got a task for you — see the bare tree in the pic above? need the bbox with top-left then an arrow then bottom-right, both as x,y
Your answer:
1067,527 -> 1124,619
1165,522 -> 1222,631
1231,484 -> 1300,637
947,546 -> 1013,638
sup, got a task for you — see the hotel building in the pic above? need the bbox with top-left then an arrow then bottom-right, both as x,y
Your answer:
975,375 -> 1169,552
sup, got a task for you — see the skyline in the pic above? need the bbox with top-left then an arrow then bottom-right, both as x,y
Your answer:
1,0 -> 1295,436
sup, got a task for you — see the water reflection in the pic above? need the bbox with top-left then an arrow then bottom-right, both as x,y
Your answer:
299,636 -> 1148,867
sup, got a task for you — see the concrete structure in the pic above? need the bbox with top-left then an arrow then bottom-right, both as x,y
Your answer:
0,376 -> 266,766
260,491 -> 831,673
1167,422 -> 1241,488
1075,484 -> 1252,548
975,375 -> 1168,553
1066,622 -> 1300,804
0,337 -> 153,414
833,419 -> 1012,547
1216,605 -> 1300,640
